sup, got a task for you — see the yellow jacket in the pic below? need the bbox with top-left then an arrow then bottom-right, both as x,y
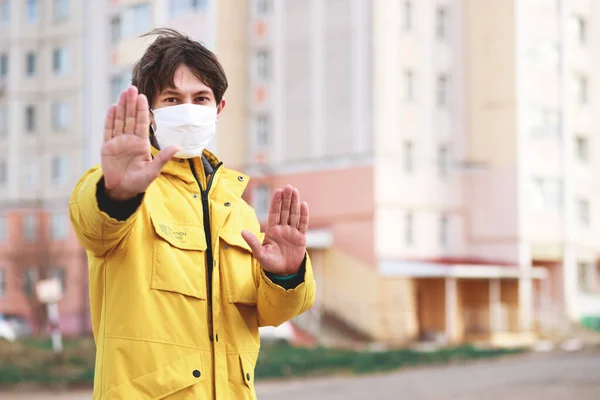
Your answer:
69,148 -> 316,399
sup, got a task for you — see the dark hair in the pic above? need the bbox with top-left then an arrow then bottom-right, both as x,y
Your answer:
132,28 -> 228,107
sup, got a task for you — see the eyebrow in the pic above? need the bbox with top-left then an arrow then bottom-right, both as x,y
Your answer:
160,88 -> 213,97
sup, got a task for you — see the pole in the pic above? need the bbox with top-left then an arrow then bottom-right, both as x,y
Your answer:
47,302 -> 63,353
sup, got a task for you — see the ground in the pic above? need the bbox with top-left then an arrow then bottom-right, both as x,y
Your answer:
3,350 -> 600,399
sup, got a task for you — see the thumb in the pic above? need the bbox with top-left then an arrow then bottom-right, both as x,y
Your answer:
241,230 -> 263,257
149,145 -> 178,177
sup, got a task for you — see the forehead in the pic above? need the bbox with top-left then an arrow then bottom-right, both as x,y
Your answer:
162,64 -> 213,94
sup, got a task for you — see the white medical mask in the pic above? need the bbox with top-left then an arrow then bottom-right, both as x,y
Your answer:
151,104 -> 217,159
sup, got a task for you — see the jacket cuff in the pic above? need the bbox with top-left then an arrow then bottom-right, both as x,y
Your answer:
96,177 -> 145,222
264,254 -> 307,290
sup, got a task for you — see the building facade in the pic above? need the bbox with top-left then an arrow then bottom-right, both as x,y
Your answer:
244,0 -> 600,345
0,0 -> 249,335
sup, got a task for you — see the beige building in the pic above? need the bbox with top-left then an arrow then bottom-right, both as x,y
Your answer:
0,0 -> 249,334
244,0 -> 600,346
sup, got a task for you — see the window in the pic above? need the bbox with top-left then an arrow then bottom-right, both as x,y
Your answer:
530,108 -> 561,137
404,69 -> 414,102
405,213 -> 414,246
133,4 -> 151,36
53,0 -> 69,21
403,1 -> 412,32
577,198 -> 590,228
436,74 -> 449,107
0,53 -> 7,79
577,262 -> 591,293
49,267 -> 66,294
0,161 -> 6,187
121,4 -> 151,38
255,50 -> 270,80
575,75 -> 588,105
439,215 -> 449,247
51,156 -> 68,185
571,15 -> 586,45
51,101 -> 70,130
168,0 -> 207,18
23,214 -> 37,241
0,106 -> 7,134
25,52 -> 36,77
110,16 -> 121,44
25,105 -> 36,133
110,75 -> 124,102
23,268 -> 38,296
575,136 -> 589,162
255,115 -> 269,147
252,185 -> 270,220
436,7 -> 448,39
53,47 -> 69,75
256,0 -> 271,15
403,141 -> 413,173
438,145 -> 449,177
530,178 -> 563,212
27,0 -> 39,23
0,0 -> 8,25
24,163 -> 38,189
51,213 -> 68,240
0,216 -> 6,243
0,268 -> 5,297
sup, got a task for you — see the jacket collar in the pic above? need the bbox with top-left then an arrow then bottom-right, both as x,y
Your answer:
150,146 -> 222,185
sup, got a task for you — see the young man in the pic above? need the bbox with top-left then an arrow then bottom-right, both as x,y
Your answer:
70,29 -> 316,399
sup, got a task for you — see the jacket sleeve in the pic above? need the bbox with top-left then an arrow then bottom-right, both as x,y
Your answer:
255,251 -> 317,327
69,167 -> 144,257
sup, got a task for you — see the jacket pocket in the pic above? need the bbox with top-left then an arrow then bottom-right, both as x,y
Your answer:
103,351 -> 206,400
151,215 -> 207,300
220,231 -> 258,305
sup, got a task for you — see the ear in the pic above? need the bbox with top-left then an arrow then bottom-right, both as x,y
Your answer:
149,109 -> 156,133
216,100 -> 226,121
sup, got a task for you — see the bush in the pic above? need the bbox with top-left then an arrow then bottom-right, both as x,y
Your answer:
255,343 -> 524,379
0,338 -> 524,388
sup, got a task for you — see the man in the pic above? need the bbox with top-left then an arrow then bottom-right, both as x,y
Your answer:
70,29 -> 316,399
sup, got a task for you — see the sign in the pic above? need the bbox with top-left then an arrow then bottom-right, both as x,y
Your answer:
36,278 -> 64,304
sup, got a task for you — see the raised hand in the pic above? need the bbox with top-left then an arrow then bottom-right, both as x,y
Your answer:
101,86 -> 178,201
242,185 -> 309,277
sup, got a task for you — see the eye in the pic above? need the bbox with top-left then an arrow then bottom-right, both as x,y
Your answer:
165,97 -> 178,103
195,97 -> 210,103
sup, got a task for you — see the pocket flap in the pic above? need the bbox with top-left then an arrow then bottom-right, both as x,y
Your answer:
239,354 -> 255,390
220,230 -> 253,253
104,351 -> 206,399
151,216 -> 207,251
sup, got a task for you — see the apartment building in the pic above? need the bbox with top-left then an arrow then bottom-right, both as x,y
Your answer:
0,0 -> 249,335
0,0 -> 93,335
245,0 -> 600,346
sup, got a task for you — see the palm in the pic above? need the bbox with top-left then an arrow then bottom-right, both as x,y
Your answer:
242,186 -> 310,277
101,86 -> 177,201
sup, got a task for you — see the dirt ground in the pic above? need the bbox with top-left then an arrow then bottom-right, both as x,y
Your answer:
3,349 -> 600,399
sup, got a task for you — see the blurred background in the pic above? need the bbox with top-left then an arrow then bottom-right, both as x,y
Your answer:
1,0 -> 600,399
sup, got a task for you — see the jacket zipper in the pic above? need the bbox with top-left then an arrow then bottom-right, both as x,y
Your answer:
188,159 -> 223,342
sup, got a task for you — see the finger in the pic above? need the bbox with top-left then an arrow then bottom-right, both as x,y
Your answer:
298,202 -> 309,234
279,185 -> 293,225
267,189 -> 283,227
135,94 -> 150,138
104,105 -> 117,142
147,145 -> 178,179
289,189 -> 301,228
241,230 -> 264,258
113,90 -> 127,136
124,86 -> 138,134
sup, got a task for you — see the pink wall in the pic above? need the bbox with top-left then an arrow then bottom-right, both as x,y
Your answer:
0,209 -> 90,336
248,166 -> 376,266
